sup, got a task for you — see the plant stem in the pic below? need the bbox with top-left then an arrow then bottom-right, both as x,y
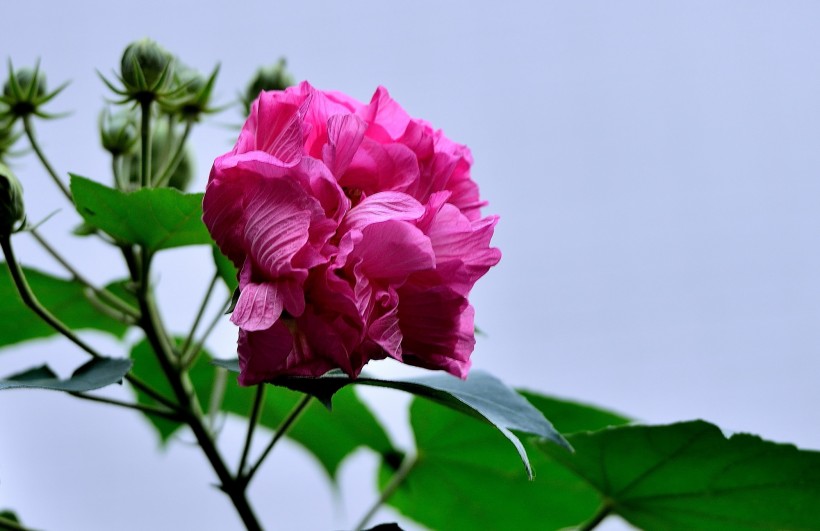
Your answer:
69,391 -> 182,421
243,395 -> 312,486
180,271 -> 219,356
112,154 -> 125,191
22,115 -> 72,201
354,455 -> 418,530
1,236 -> 101,360
578,503 -> 613,531
238,385 -> 266,476
182,294 -> 231,369
134,248 -> 262,531
3,234 -> 176,412
154,120 -> 192,188
30,228 -> 140,319
139,100 -> 152,188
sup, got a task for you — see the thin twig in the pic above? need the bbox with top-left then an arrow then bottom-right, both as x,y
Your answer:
139,100 -> 152,188
30,228 -> 140,319
180,271 -> 219,356
154,120 -> 192,188
354,455 -> 418,530
69,391 -> 182,421
22,114 -> 71,200
182,294 -> 231,369
238,384 -> 266,476
243,395 -> 312,486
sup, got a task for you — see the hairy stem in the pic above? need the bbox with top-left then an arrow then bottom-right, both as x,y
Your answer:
22,115 -> 71,201
355,455 -> 418,530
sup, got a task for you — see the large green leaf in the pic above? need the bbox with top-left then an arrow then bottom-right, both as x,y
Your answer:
539,420 -> 820,530
220,375 -> 395,478
213,360 -> 565,478
381,394 -> 630,531
0,264 -> 129,349
0,357 -> 131,392
69,175 -> 212,251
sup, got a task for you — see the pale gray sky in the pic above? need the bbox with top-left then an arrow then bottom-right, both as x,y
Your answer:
2,1 -> 820,530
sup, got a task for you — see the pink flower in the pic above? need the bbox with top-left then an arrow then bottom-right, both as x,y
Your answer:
203,82 -> 500,384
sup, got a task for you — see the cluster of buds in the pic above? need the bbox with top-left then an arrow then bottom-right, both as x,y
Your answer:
0,61 -> 67,122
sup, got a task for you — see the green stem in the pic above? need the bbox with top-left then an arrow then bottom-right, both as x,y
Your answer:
139,100 -> 153,188
1,236 -> 101,360
242,394 -> 311,486
134,247 -> 262,531
30,228 -> 140,319
207,366 -> 228,431
69,391 -> 182,421
354,455 -> 418,530
154,120 -> 192,188
578,503 -> 613,531
3,235 -> 175,411
238,385 -> 266,476
22,115 -> 71,201
182,294 -> 230,369
112,154 -> 125,191
180,271 -> 219,356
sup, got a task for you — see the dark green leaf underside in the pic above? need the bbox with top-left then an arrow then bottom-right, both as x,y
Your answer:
0,357 -> 131,392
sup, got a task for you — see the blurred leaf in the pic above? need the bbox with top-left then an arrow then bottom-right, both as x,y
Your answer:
213,360 -> 565,478
212,244 -> 238,291
382,393 -> 630,531
70,174 -> 211,252
539,420 -> 820,530
0,264 -> 129,349
129,338 -> 214,443
0,510 -> 20,522
0,357 -> 131,392
220,375 -> 394,478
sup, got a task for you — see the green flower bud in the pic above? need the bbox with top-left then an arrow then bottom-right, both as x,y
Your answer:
100,108 -> 138,156
242,59 -> 294,113
3,68 -> 46,100
120,38 -> 174,96
0,163 -> 24,235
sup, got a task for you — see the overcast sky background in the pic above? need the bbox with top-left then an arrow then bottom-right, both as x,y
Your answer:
2,1 -> 820,530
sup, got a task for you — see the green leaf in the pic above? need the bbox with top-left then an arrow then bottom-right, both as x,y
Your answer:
538,420 -> 820,530
69,174 -> 212,252
382,394 -> 629,531
220,375 -> 394,478
212,244 -> 238,291
212,360 -> 565,478
0,357 -> 131,392
0,264 -> 129,349
0,510 -> 20,523
128,338 -> 214,443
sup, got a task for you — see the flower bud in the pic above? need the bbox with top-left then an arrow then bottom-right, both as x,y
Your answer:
120,38 -> 174,95
100,108 -> 138,156
3,68 -> 47,100
0,163 -> 24,235
242,59 -> 294,113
